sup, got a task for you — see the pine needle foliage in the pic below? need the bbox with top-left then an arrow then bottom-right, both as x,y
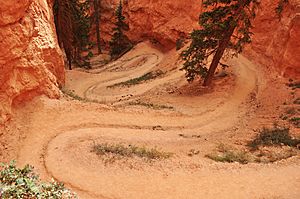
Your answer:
109,0 -> 132,58
181,0 -> 260,86
181,0 -> 289,86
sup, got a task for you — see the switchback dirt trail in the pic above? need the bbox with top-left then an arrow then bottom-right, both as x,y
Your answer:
15,42 -> 300,199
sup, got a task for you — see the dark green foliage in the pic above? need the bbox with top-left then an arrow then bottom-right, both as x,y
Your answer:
0,161 -> 76,198
181,0 -> 259,84
109,0 -> 132,58
176,36 -> 185,51
54,0 -> 91,69
248,126 -> 300,150
72,1 -> 91,54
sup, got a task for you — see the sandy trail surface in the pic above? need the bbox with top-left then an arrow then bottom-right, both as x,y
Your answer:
7,42 -> 300,199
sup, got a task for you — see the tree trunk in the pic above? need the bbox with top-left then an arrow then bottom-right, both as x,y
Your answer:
203,25 -> 236,86
94,0 -> 101,54
69,59 -> 72,70
203,0 -> 247,86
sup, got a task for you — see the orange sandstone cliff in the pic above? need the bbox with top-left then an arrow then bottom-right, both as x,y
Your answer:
97,0 -> 202,49
0,0 -> 65,123
246,0 -> 300,78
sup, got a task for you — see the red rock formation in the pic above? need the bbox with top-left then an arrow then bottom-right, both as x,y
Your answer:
97,0 -> 202,50
246,0 -> 300,78
0,0 -> 65,124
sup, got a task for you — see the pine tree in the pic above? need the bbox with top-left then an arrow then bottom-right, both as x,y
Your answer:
54,0 -> 91,69
72,0 -> 90,60
182,0 -> 289,86
181,0 -> 259,86
93,0 -> 102,54
109,0 -> 132,58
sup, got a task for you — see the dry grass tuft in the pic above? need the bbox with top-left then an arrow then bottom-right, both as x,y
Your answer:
92,143 -> 172,160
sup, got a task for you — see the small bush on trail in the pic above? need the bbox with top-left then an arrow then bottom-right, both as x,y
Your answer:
206,143 -> 299,164
92,143 -> 172,160
0,161 -> 76,198
248,126 -> 300,150
207,126 -> 300,164
206,144 -> 252,164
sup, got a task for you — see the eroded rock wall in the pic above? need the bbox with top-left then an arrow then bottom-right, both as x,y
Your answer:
98,0 -> 202,50
0,0 -> 64,124
246,0 -> 300,78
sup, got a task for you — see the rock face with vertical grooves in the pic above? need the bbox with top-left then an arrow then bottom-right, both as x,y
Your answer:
0,0 -> 65,123
95,0 -> 202,49
245,0 -> 300,78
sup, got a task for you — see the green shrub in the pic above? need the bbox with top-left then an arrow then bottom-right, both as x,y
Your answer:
176,38 -> 185,51
248,126 -> 300,150
0,161 -> 76,198
87,51 -> 94,58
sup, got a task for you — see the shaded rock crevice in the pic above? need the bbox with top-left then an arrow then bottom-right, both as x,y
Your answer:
0,0 -> 65,124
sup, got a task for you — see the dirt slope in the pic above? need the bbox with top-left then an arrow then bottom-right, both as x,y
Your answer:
3,42 -> 299,199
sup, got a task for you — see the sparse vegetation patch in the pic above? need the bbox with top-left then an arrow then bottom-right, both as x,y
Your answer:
206,144 -> 251,164
248,126 -> 300,150
206,143 -> 299,164
280,107 -> 300,128
61,87 -> 85,101
253,147 -> 298,163
289,117 -> 300,128
92,143 -> 172,160
207,126 -> 300,164
61,87 -> 103,104
128,101 -> 174,110
107,70 -> 164,88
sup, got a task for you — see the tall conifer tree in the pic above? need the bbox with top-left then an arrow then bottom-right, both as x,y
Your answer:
109,0 -> 132,58
182,0 -> 260,86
